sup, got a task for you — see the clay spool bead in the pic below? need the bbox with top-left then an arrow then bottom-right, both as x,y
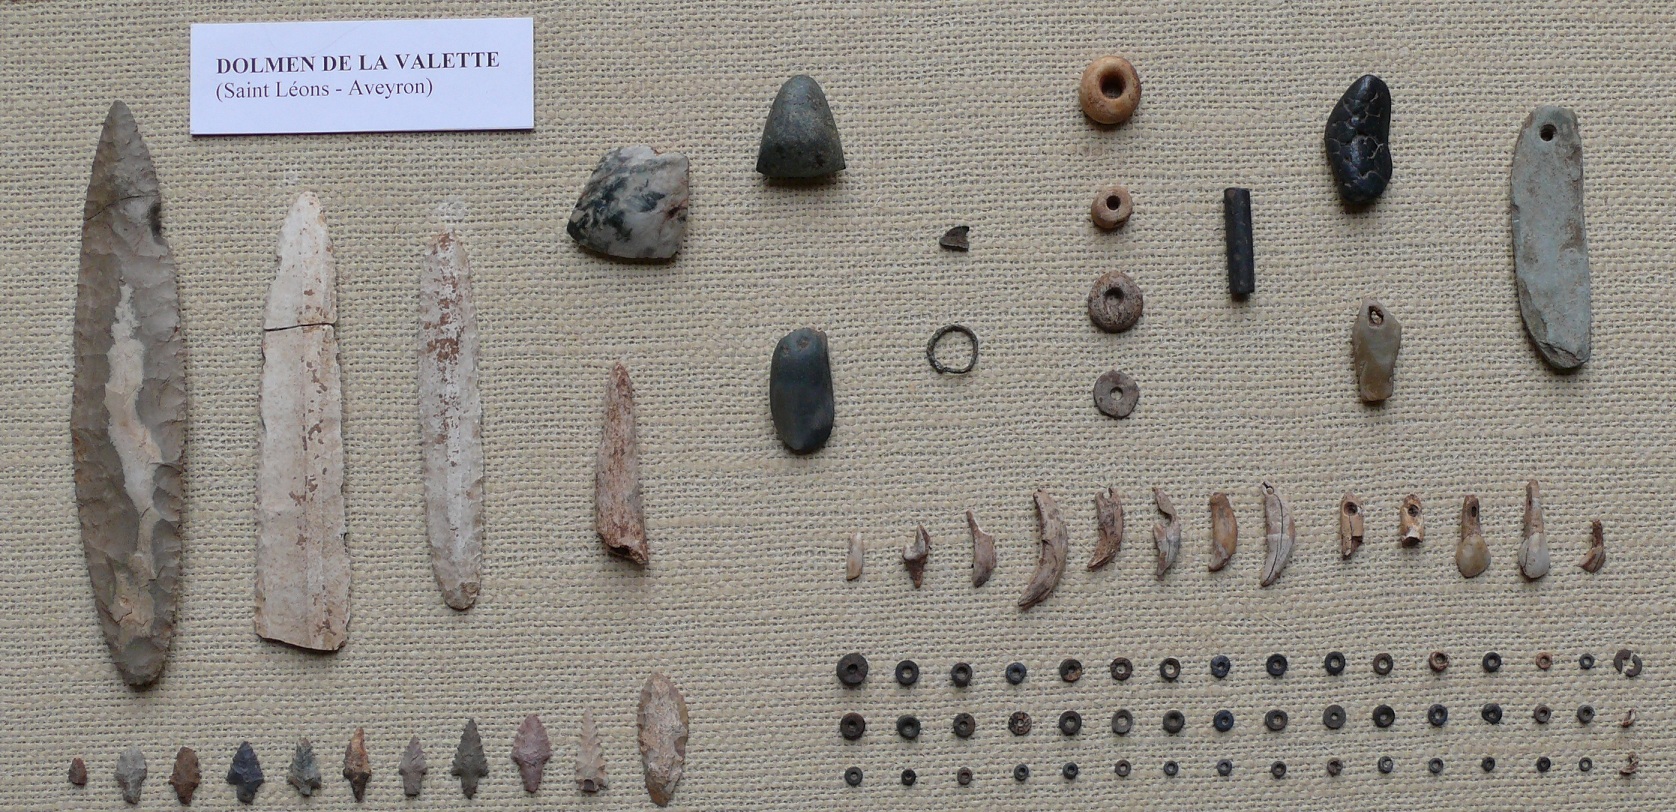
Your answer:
1079,56 -> 1141,125
1090,184 -> 1133,230
1087,270 -> 1143,333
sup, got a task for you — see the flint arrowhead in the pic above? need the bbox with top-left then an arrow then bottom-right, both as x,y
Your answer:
74,101 -> 187,687
1512,106 -> 1591,370
451,719 -> 490,798
341,727 -> 371,801
757,75 -> 846,178
115,746 -> 147,804
567,145 -> 690,260
398,736 -> 427,797
638,673 -> 688,806
512,714 -> 553,792
167,746 -> 198,804
419,228 -> 485,609
575,710 -> 608,793
286,739 -> 322,796
225,741 -> 264,804
254,192 -> 351,651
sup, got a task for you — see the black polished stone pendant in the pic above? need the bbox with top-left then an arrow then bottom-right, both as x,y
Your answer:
769,327 -> 834,453
1324,74 -> 1392,204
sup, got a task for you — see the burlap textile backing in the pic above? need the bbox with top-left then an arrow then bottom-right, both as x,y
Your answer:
2,1 -> 1672,808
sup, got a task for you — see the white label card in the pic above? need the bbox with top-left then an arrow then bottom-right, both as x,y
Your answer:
190,18 -> 534,135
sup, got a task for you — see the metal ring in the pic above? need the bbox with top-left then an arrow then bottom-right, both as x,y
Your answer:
927,324 -> 978,374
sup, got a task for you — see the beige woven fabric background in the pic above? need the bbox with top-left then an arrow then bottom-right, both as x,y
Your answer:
3,0 -> 1673,807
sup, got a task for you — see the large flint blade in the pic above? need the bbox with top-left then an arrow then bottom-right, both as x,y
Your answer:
418,227 -> 484,609
253,192 -> 350,650
72,101 -> 187,686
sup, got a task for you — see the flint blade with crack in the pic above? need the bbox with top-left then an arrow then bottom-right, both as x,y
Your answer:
253,192 -> 350,651
73,101 -> 188,688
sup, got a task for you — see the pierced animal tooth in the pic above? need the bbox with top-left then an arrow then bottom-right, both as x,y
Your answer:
1620,709 -> 1637,729
966,511 -> 996,587
1207,492 -> 1237,572
1456,494 -> 1490,578
1517,480 -> 1550,580
903,526 -> 930,587
1088,488 -> 1124,570
1339,492 -> 1365,559
845,532 -> 864,580
1017,490 -> 1069,609
1259,482 -> 1295,587
1152,488 -> 1181,578
1578,519 -> 1605,572
1398,493 -> 1424,547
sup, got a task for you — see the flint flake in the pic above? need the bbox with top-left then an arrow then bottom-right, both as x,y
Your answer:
567,145 -> 690,260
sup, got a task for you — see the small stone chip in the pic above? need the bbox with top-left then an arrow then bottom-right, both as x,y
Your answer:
939,226 -> 970,251
68,757 -> 88,787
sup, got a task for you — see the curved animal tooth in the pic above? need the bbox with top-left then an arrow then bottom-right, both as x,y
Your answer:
845,532 -> 864,581
1258,482 -> 1295,587
1018,491 -> 1069,609
1578,520 -> 1606,572
1339,492 -> 1365,559
903,526 -> 930,587
419,227 -> 485,609
1517,480 -> 1550,580
75,101 -> 186,687
1088,489 -> 1124,570
1456,494 -> 1490,578
1398,493 -> 1425,547
1152,488 -> 1182,578
967,511 -> 996,587
1207,492 -> 1237,572
638,673 -> 688,806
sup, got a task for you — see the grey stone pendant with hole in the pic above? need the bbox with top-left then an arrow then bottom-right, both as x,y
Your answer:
567,145 -> 691,260
757,76 -> 846,178
770,327 -> 834,453
1512,106 -> 1590,370
1350,298 -> 1401,402
1324,74 -> 1392,204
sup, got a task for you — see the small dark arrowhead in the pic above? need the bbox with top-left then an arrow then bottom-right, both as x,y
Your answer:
757,75 -> 846,178
939,226 -> 970,251
769,327 -> 835,454
451,719 -> 489,798
1324,74 -> 1393,204
398,736 -> 427,797
226,742 -> 264,804
286,739 -> 322,796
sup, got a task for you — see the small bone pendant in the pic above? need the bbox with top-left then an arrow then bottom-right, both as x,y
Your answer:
903,526 -> 930,587
845,533 -> 864,581
1207,492 -> 1236,572
1152,488 -> 1182,578
1517,480 -> 1550,580
967,511 -> 996,587
1339,492 -> 1365,559
1398,493 -> 1424,547
1456,494 -> 1490,578
1578,520 -> 1605,572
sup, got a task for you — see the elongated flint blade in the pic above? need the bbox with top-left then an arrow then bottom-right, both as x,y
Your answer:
73,101 -> 186,687
418,228 -> 485,610
254,193 -> 350,650
1512,106 -> 1591,370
